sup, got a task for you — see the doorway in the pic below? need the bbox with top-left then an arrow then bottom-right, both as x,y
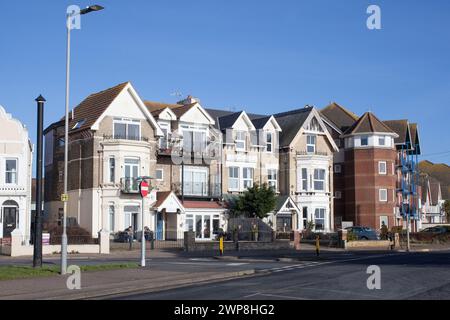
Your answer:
2,201 -> 18,238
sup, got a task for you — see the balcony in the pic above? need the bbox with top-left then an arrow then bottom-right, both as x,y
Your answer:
173,182 -> 222,199
120,177 -> 140,194
103,134 -> 149,142
158,144 -> 219,160
296,150 -> 329,156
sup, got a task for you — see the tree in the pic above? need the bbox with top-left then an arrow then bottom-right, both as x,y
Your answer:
444,200 -> 450,222
234,183 -> 277,219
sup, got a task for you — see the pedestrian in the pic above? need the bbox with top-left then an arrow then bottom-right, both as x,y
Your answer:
127,225 -> 133,250
380,221 -> 388,240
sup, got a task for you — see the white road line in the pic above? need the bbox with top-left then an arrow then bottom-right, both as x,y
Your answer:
226,263 -> 249,266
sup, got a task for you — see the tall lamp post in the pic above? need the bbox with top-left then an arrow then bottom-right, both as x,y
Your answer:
61,4 -> 104,275
33,95 -> 46,268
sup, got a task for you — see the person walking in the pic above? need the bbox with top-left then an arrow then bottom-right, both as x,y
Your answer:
127,225 -> 133,250
380,221 -> 388,240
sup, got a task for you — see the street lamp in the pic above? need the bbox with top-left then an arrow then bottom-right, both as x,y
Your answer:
61,4 -> 104,275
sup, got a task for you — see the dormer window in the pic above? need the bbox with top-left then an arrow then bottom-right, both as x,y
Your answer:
306,135 -> 316,153
235,131 -> 246,151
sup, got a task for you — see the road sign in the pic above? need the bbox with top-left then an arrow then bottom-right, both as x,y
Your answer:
61,194 -> 69,202
139,180 -> 150,198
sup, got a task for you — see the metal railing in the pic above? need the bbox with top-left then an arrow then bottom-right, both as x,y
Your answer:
120,177 -> 140,193
174,182 -> 222,198
296,150 -> 329,156
103,134 -> 149,142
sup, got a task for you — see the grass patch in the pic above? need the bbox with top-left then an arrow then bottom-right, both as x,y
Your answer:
0,263 -> 139,281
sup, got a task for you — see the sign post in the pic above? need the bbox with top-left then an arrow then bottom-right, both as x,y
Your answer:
139,180 -> 149,267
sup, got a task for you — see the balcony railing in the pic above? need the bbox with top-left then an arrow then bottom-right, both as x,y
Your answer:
120,177 -> 140,194
174,182 -> 222,198
296,150 -> 329,156
103,134 -> 149,142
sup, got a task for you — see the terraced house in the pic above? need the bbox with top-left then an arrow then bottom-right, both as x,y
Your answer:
44,82 -> 163,237
274,106 -> 339,232
145,96 -> 227,241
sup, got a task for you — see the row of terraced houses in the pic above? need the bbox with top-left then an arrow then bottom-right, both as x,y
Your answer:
38,81 -> 438,241
2,81 -> 445,243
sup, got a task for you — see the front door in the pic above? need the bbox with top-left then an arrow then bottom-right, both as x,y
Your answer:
156,212 -> 164,240
3,207 -> 17,238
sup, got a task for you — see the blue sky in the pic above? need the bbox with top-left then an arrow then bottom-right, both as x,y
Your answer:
1,0 -> 449,165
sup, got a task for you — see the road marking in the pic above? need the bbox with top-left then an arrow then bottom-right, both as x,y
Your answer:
226,263 -> 249,266
258,253 -> 403,274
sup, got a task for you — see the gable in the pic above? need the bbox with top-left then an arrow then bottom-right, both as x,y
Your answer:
232,112 -> 256,131
291,109 -> 339,152
179,103 -> 215,125
158,108 -> 177,121
91,83 -> 163,136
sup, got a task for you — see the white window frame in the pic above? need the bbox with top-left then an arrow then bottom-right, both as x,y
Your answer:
266,132 -> 273,153
5,158 -> 18,185
235,131 -> 246,151
113,118 -> 141,140
306,135 -> 316,154
228,167 -> 240,191
379,188 -> 388,202
334,164 -> 341,173
108,204 -> 115,233
158,121 -> 171,149
378,161 -> 387,175
243,167 -> 254,189
313,168 -> 326,191
267,169 -> 277,190
156,169 -> 164,181
314,208 -> 326,231
301,168 -> 308,191
109,157 -> 115,183
378,136 -> 386,146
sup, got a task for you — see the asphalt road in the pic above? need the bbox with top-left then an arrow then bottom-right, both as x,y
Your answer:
114,251 -> 450,300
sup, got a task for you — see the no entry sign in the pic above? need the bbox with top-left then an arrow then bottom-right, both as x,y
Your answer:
139,180 -> 150,198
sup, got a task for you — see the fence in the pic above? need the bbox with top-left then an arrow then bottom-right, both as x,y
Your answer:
111,230 -> 185,251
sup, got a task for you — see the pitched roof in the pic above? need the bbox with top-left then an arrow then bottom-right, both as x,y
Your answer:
343,112 -> 397,135
419,160 -> 450,200
144,101 -> 197,119
182,200 -> 224,209
251,116 -> 272,129
153,191 -> 172,208
273,107 -> 314,147
320,102 -> 359,132
66,82 -> 129,133
383,120 -> 410,145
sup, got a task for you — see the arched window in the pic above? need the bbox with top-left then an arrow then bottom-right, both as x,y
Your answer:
2,200 -> 18,207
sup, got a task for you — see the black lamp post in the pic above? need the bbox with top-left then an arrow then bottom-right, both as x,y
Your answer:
33,95 -> 45,268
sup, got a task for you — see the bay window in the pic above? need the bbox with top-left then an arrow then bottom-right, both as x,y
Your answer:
243,167 -> 254,189
313,169 -> 326,191
314,208 -> 325,231
267,169 -> 277,190
301,168 -> 308,191
228,167 -> 239,190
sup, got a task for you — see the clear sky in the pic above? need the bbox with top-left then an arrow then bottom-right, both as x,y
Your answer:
1,0 -> 449,166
